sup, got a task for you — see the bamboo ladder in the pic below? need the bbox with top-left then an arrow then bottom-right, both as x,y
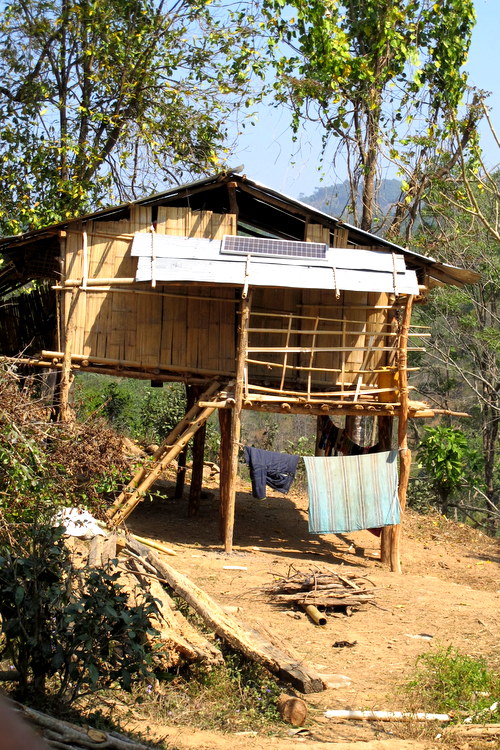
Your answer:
107,381 -> 223,526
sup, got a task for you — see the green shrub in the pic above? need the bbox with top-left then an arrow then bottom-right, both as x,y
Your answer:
404,645 -> 500,723
0,522 -> 157,706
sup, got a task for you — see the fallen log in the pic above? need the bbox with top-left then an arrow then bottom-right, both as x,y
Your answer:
444,723 -> 500,738
324,709 -> 450,722
8,698 -> 157,750
125,555 -> 222,665
126,538 -> 325,694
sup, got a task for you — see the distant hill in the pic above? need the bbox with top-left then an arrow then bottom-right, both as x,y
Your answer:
299,179 -> 402,230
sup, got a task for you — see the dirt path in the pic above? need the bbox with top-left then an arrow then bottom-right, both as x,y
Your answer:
125,474 -> 499,749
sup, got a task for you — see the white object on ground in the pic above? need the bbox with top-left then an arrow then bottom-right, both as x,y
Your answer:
223,565 -> 247,571
56,508 -> 107,539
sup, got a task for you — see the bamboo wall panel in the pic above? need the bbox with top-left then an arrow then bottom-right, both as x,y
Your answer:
306,224 -> 330,244
343,290 -> 367,390
298,289 -> 346,388
362,292 -> 389,384
153,208 -> 236,372
248,288 -> 301,385
333,227 -> 349,247
64,221 -> 84,283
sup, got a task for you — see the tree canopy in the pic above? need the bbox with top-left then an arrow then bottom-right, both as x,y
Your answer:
262,0 -> 477,235
0,0 -> 262,232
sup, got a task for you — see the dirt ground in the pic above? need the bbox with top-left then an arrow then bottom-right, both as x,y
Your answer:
123,469 -> 499,750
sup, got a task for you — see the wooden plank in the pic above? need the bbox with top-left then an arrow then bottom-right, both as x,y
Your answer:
127,539 -> 326,694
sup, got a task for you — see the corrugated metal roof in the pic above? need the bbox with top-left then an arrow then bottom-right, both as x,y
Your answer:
0,171 -> 480,288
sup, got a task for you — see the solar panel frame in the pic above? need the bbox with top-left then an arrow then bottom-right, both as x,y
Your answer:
221,235 -> 328,260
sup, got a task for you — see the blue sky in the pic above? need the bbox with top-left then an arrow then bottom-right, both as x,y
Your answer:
230,0 -> 499,199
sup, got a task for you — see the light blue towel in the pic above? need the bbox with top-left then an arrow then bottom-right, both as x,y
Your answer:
303,450 -> 400,534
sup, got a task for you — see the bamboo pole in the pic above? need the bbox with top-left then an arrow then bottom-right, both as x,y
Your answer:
390,294 -> 414,573
279,313 -> 294,391
225,290 -> 252,552
58,287 -> 78,422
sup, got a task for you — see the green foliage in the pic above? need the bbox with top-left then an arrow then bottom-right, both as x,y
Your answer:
0,522 -> 157,705
416,426 -> 479,513
404,646 -> 500,723
413,165 -> 499,533
0,0 -> 264,232
74,373 -> 222,462
261,0 -> 476,233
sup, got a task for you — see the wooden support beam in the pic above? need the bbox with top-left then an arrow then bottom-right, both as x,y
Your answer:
218,408 -> 232,542
390,295 -> 414,573
378,415 -> 394,565
225,290 -> 252,552
188,386 -> 207,517
128,538 -> 326,694
175,385 -> 196,499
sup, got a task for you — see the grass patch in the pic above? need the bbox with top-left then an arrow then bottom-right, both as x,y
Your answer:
403,645 -> 500,723
132,649 -> 283,734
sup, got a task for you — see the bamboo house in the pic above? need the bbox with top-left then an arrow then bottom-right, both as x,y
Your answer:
0,172 -> 479,571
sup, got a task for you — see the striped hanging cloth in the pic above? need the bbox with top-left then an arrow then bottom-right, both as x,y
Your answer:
303,450 -> 400,534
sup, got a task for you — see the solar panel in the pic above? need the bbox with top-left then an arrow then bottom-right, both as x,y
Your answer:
221,235 -> 328,260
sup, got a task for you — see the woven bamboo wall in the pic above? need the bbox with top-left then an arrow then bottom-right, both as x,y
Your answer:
62,207 -> 237,375
245,224 -> 394,396
61,215 -> 396,393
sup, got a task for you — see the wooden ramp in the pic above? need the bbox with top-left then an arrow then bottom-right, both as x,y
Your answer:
107,381 -> 223,526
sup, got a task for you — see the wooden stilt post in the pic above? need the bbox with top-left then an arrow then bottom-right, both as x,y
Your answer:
390,295 -> 414,573
224,290 -> 252,552
188,386 -> 207,517
218,408 -> 232,542
58,287 -> 78,422
175,386 -> 196,499
378,415 -> 394,564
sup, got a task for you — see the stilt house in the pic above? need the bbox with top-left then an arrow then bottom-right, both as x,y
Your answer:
0,172 -> 479,571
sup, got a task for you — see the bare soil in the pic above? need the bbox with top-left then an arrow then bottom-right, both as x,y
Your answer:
123,471 -> 499,750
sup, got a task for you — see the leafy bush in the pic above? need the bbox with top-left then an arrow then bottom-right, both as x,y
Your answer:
416,426 -> 480,515
404,646 -> 500,723
0,522 -> 157,706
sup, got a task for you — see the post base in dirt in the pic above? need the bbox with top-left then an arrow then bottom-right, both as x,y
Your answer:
218,408 -> 232,542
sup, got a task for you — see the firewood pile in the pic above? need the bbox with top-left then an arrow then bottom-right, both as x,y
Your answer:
264,567 -> 377,611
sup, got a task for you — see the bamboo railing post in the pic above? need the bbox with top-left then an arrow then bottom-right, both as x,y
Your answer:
224,290 -> 253,552
390,295 -> 414,573
58,286 -> 78,422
